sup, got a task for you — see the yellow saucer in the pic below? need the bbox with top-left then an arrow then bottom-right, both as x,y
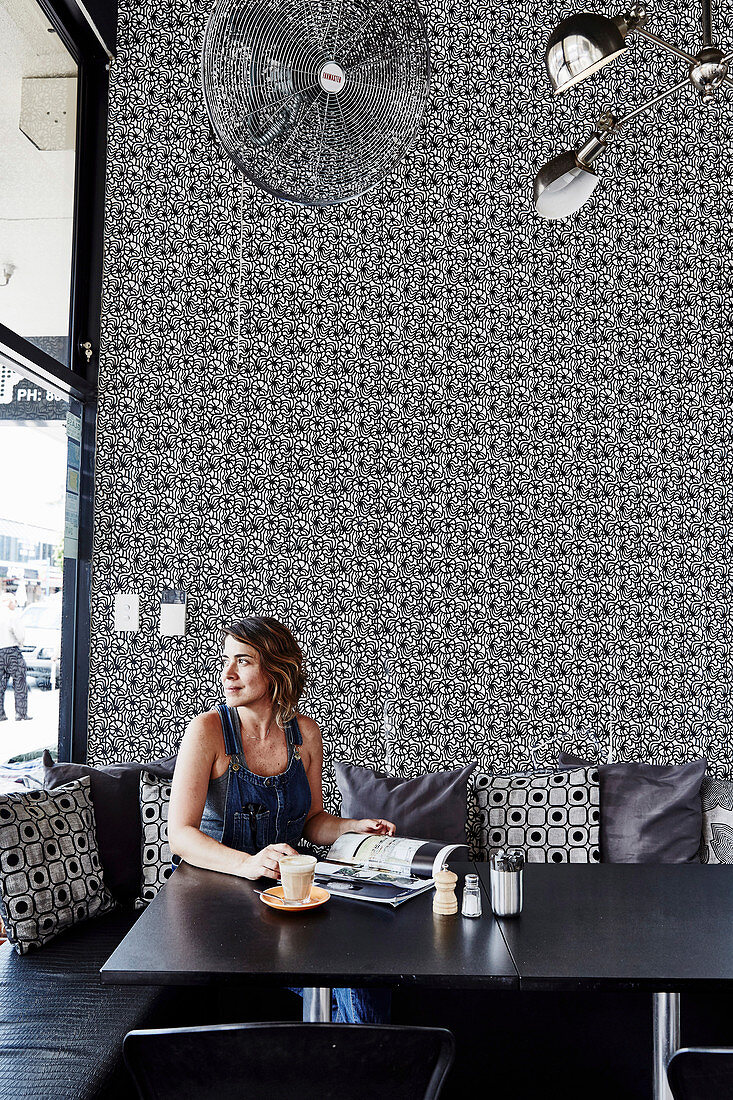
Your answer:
259,885 -> 330,911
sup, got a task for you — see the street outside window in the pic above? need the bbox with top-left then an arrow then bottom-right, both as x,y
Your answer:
0,364 -> 71,784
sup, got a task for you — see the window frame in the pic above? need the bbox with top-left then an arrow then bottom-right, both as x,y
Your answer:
0,0 -> 111,763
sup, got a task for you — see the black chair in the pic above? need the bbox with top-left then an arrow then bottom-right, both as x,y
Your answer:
667,1047 -> 733,1099
123,1020 -> 455,1100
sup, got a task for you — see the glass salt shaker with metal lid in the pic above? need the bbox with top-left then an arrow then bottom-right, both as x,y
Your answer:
489,848 -> 524,917
461,873 -> 482,918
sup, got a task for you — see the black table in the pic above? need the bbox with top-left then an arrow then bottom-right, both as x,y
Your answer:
103,861 -> 733,1100
476,863 -> 733,1100
101,861 -> 516,1000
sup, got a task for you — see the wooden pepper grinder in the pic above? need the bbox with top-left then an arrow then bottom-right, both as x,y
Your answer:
433,869 -> 458,915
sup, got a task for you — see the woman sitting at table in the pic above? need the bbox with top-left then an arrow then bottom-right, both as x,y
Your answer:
168,615 -> 395,1025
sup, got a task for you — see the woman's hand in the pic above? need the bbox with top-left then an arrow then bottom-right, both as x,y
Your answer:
351,819 -> 397,836
240,842 -> 299,880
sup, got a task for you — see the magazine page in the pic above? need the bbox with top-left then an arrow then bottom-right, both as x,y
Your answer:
315,860 -> 431,891
412,842 -> 470,879
362,836 -> 427,871
314,861 -> 435,907
325,832 -> 469,879
326,833 -> 432,876
325,832 -> 374,865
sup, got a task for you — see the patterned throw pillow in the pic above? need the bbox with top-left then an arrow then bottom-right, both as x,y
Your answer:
474,767 -> 601,863
0,777 -> 115,953
699,777 -> 733,864
136,770 -> 175,906
42,751 -> 177,902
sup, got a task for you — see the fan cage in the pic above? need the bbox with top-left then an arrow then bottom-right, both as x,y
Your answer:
201,0 -> 431,205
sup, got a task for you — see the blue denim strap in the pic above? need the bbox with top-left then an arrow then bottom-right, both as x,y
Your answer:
286,716 -> 303,747
216,704 -> 247,849
216,703 -> 243,756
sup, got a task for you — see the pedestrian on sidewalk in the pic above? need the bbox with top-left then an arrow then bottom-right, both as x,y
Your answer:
0,596 -> 29,721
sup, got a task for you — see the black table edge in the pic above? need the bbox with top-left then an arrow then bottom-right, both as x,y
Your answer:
517,976 -> 733,993
99,967 -> 519,989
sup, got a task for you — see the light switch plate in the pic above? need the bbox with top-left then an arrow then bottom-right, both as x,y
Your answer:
114,593 -> 139,632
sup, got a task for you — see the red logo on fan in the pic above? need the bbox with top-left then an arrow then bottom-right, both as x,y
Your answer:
319,62 -> 346,93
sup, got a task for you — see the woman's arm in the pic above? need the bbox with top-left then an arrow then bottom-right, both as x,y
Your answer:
299,718 -> 396,846
168,713 -> 297,880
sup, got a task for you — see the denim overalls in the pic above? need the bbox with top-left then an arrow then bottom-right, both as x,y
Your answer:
208,704 -> 390,1025
214,704 -> 311,853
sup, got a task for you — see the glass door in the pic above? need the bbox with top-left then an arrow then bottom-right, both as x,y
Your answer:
0,362 -> 72,768
0,0 -> 108,767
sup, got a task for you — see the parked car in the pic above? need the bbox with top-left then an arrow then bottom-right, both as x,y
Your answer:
19,597 -> 61,689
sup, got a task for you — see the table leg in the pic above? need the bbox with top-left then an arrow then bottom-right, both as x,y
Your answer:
653,992 -> 680,1100
302,987 -> 332,1022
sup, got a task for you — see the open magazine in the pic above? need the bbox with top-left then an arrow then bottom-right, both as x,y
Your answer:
312,833 -> 469,908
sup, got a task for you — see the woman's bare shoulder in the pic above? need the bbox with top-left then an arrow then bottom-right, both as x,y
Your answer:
183,709 -> 225,748
295,713 -> 322,743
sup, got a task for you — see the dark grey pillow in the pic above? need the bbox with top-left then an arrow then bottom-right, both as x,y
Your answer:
334,762 -> 477,845
558,751 -> 599,769
42,751 -> 176,902
557,751 -> 706,863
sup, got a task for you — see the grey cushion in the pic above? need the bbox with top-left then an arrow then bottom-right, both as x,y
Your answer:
335,762 -> 477,844
699,776 -> 733,863
43,751 -> 176,903
558,752 -> 706,863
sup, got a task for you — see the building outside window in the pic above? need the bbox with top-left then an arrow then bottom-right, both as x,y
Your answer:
0,364 -> 73,762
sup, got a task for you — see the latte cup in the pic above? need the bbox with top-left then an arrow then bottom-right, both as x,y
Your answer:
279,854 -> 317,902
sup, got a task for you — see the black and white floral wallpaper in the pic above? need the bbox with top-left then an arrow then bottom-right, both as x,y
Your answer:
89,0 -> 733,809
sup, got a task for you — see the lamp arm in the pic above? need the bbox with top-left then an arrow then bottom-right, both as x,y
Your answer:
634,26 -> 699,65
575,78 -> 687,166
634,24 -> 733,92
614,76 -> 691,128
635,27 -> 733,91
701,0 -> 713,47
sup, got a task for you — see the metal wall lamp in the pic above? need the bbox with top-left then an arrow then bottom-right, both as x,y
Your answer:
534,1 -> 730,219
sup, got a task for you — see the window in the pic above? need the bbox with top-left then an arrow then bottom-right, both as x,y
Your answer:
0,0 -> 109,764
0,363 -> 72,760
0,0 -> 79,369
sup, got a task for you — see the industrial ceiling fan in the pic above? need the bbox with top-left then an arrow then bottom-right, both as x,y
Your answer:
201,0 -> 431,206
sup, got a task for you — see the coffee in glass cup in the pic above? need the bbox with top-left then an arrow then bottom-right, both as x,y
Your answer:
279,854 -> 317,902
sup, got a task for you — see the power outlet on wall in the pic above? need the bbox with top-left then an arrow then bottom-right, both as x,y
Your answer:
114,593 -> 140,632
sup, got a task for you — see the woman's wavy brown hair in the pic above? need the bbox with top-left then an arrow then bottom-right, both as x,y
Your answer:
222,617 -> 306,725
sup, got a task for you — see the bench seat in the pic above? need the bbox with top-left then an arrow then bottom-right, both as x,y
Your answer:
0,909 -> 172,1100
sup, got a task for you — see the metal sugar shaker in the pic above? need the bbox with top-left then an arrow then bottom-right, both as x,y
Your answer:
489,848 -> 524,917
461,873 -> 482,918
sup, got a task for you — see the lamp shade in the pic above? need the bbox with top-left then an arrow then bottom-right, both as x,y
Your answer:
546,12 -> 627,93
533,150 -> 600,219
